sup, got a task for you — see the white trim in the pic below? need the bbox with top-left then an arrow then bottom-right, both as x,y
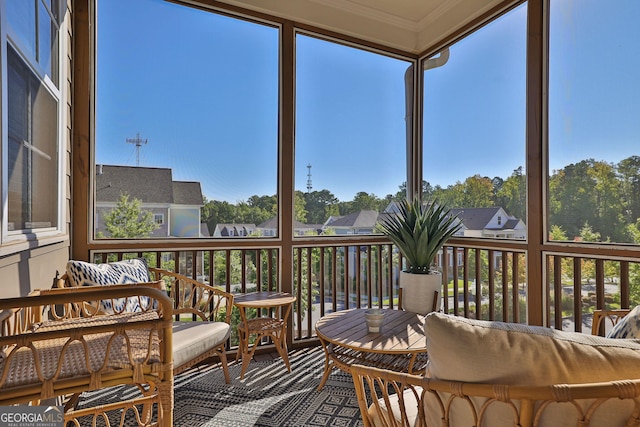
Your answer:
1,3 -> 9,243
1,0 -> 67,244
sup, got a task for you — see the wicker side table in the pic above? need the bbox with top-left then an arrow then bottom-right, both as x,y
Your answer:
234,291 -> 296,379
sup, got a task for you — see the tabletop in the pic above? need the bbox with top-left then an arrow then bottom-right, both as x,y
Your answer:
315,308 -> 426,354
233,291 -> 296,308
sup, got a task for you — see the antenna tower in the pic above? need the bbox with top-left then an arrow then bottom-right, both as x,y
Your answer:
306,163 -> 313,193
126,132 -> 148,166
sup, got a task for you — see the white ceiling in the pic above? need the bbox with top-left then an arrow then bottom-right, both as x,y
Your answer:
214,0 -> 516,55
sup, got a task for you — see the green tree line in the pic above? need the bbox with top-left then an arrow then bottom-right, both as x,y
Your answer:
101,155 -> 640,246
201,156 -> 640,244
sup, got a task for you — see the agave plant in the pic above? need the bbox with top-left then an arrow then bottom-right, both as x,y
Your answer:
378,198 -> 461,274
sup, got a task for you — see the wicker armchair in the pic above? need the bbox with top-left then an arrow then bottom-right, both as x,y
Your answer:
591,308 -> 632,336
352,309 -> 640,427
351,364 -> 640,427
0,285 -> 174,426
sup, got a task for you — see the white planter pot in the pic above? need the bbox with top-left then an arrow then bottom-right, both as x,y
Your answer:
399,271 -> 442,315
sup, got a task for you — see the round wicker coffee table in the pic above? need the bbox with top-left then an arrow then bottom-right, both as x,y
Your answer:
315,308 -> 428,390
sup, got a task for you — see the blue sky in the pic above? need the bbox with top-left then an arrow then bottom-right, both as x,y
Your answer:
97,0 -> 640,203
548,0 -> 640,170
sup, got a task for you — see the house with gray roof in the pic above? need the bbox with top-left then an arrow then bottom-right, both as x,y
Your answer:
381,202 -> 525,274
323,210 -> 379,235
449,207 -> 525,240
382,202 -> 524,240
212,223 -> 257,237
95,165 -> 205,238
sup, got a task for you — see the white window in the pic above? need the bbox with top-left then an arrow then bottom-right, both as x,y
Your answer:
3,1 -> 62,239
497,216 -> 502,225
154,214 -> 164,225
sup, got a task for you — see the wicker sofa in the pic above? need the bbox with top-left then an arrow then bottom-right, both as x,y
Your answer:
60,259 -> 235,382
0,258 -> 235,426
0,284 -> 174,426
352,310 -> 640,427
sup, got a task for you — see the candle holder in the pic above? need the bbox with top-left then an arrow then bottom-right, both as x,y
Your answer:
365,309 -> 385,333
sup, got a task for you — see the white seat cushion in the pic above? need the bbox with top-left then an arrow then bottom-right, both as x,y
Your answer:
172,321 -> 231,369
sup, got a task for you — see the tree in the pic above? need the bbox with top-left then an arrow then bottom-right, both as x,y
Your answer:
588,160 -> 624,241
212,250 -> 256,287
549,224 -> 568,241
549,160 -> 598,239
491,176 -> 504,200
351,191 -> 382,211
618,155 -> 640,224
248,195 -> 277,217
436,175 -> 494,209
627,219 -> 640,305
102,193 -> 158,238
463,175 -> 494,208
627,219 -> 640,243
579,222 -> 601,243
304,189 -> 339,224
294,191 -> 308,222
577,223 -> 600,282
547,225 -> 574,285
394,181 -> 433,201
201,198 -> 236,234
496,167 -> 526,221
434,181 -> 465,208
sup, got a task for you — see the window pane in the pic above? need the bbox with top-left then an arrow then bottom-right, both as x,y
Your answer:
5,0 -> 58,86
295,35 -> 411,235
95,0 -> 278,239
38,0 -> 59,86
548,0 -> 640,244
5,0 -> 36,60
422,5 -> 527,240
7,48 -> 58,231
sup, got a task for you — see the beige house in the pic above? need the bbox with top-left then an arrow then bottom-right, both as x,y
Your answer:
95,165 -> 205,238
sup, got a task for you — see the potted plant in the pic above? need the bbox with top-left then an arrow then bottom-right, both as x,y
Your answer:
378,197 -> 461,315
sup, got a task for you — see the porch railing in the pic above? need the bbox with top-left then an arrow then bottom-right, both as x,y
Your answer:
91,241 -> 638,349
546,254 -> 638,334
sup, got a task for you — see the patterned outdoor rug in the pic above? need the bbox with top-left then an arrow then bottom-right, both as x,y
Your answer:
76,347 -> 364,427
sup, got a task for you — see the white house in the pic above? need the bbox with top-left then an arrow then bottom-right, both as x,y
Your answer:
450,207 -> 526,240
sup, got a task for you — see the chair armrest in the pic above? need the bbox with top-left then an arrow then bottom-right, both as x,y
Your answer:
351,364 -> 640,427
0,285 -> 174,406
149,268 -> 234,324
591,308 -> 631,336
351,364 -> 426,427
12,284 -> 174,323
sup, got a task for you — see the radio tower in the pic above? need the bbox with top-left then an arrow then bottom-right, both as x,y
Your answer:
126,132 -> 148,166
306,163 -> 313,193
